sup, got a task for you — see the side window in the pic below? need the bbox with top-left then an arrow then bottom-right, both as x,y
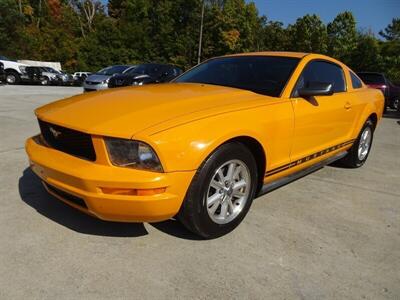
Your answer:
350,72 -> 362,89
295,60 -> 346,94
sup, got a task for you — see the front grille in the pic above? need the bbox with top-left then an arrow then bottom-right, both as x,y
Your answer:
38,119 -> 96,161
85,81 -> 100,85
45,183 -> 88,209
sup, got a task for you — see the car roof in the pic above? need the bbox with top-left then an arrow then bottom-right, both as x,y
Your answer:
225,51 -> 309,58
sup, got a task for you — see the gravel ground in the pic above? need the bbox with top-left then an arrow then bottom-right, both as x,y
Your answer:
0,85 -> 399,299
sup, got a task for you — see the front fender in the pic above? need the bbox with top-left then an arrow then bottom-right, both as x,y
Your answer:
137,112 -> 269,172
133,99 -> 294,173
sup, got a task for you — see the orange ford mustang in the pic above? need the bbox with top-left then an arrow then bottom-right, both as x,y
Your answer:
25,52 -> 384,238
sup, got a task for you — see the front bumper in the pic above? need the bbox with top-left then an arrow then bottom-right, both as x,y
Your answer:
25,136 -> 195,222
83,81 -> 108,92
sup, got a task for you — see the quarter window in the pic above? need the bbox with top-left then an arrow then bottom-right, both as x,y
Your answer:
350,72 -> 362,89
295,60 -> 346,95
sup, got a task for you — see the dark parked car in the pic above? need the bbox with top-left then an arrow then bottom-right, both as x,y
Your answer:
357,72 -> 400,111
20,66 -> 46,85
0,62 -> 5,84
108,63 -> 182,88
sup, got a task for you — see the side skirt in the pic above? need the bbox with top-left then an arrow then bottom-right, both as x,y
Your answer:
257,151 -> 347,197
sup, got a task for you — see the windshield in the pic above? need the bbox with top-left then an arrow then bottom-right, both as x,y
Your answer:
123,66 -> 142,75
41,67 -> 59,74
175,56 -> 300,97
126,64 -> 152,75
97,65 -> 130,75
358,73 -> 385,85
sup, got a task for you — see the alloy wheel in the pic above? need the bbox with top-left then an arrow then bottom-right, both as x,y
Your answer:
6,74 -> 16,84
358,127 -> 372,161
206,159 -> 251,224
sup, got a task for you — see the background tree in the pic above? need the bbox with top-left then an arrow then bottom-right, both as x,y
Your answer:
327,11 -> 357,64
379,18 -> 400,41
0,0 -> 398,82
287,14 -> 328,53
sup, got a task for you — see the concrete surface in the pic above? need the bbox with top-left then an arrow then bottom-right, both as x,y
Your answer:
0,85 -> 399,299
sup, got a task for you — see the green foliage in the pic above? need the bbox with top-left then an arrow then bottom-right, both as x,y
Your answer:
379,18 -> 400,41
0,0 -> 399,81
327,11 -> 357,65
288,14 -> 328,53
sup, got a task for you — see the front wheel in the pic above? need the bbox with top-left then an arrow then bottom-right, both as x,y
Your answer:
40,77 -> 49,85
337,119 -> 374,168
5,71 -> 20,85
178,142 -> 258,239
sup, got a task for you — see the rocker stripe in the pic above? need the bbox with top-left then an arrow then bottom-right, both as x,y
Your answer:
265,139 -> 356,177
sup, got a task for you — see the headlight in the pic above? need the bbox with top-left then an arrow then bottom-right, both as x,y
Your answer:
105,138 -> 163,172
102,78 -> 109,84
18,66 -> 26,73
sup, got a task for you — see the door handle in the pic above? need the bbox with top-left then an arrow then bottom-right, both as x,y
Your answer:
344,102 -> 352,110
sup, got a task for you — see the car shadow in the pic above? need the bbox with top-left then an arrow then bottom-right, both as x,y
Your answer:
383,109 -> 400,120
18,168 -> 201,239
19,168 -> 148,237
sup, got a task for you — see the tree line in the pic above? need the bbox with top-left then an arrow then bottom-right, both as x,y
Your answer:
1,0 -> 399,82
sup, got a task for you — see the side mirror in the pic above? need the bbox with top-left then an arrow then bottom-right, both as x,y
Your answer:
298,81 -> 334,97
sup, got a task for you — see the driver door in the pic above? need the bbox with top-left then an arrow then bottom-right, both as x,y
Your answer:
290,60 -> 356,162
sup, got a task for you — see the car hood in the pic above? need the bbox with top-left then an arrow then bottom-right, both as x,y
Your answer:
86,74 -> 112,83
35,83 -> 268,139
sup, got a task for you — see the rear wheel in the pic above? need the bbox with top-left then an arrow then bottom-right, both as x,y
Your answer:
393,99 -> 399,111
337,119 -> 374,168
178,142 -> 258,239
40,77 -> 49,85
5,70 -> 20,85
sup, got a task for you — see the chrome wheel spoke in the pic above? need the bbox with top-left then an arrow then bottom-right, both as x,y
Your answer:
209,201 -> 220,215
207,193 -> 222,207
210,180 -> 224,190
233,180 -> 246,191
233,190 -> 245,198
226,163 -> 235,181
227,199 -> 235,213
232,164 -> 242,180
220,201 -> 229,218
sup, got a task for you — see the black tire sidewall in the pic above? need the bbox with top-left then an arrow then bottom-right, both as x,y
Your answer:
184,143 -> 258,238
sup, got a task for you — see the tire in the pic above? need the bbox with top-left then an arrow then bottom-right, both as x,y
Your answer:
393,99 -> 399,111
5,70 -> 20,85
178,142 -> 258,239
40,77 -> 49,85
337,119 -> 374,168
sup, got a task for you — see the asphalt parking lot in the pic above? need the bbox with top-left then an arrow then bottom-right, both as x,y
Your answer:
0,85 -> 399,299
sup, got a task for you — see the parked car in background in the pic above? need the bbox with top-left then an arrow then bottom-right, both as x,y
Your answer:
0,55 -> 28,84
108,64 -> 182,88
0,62 -> 5,84
83,65 -> 132,92
20,66 -> 46,85
72,72 -> 92,86
26,52 -> 384,238
357,72 -> 400,111
73,72 -> 91,80
38,67 -> 61,85
40,67 -> 73,85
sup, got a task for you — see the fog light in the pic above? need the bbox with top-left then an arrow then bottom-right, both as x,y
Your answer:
101,187 -> 166,196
